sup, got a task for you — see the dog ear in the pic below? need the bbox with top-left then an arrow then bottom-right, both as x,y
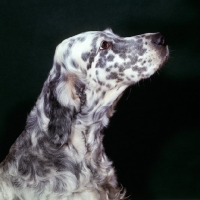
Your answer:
47,68 -> 82,147
46,50 -> 82,147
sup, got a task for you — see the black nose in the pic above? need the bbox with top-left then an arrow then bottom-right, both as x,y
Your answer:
152,33 -> 166,46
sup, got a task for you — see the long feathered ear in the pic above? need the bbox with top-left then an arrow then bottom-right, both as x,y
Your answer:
45,45 -> 83,147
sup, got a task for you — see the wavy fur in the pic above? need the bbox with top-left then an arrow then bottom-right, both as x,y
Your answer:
0,29 -> 169,200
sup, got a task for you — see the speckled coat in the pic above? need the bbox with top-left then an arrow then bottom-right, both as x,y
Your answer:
0,29 -> 169,200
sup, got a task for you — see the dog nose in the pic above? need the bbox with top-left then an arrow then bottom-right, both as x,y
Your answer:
152,33 -> 166,46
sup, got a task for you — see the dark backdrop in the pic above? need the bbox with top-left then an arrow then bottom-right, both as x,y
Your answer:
0,0 -> 200,199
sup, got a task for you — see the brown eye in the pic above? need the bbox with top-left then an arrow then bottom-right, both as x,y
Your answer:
100,41 -> 111,50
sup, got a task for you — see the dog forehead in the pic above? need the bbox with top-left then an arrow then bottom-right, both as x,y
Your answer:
71,30 -> 121,46
65,31 -> 119,58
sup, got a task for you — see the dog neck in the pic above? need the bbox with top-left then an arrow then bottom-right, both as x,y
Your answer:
69,84 -> 127,156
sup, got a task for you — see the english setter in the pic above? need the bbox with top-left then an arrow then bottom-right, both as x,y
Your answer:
0,29 -> 169,200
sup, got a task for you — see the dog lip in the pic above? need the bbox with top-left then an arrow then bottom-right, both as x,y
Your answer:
164,46 -> 170,60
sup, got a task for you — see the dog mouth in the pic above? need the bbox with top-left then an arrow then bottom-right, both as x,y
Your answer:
160,45 -> 169,67
140,45 -> 169,79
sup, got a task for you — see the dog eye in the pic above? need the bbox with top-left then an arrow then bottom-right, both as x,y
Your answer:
100,41 -> 111,50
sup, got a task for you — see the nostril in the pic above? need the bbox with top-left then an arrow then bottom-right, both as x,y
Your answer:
152,33 -> 166,46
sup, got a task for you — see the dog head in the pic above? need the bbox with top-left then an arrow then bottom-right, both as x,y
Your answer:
40,29 -> 169,146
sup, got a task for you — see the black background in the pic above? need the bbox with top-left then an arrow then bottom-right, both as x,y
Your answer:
0,0 -> 200,199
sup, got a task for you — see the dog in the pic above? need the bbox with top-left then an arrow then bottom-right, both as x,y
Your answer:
0,29 -> 169,200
